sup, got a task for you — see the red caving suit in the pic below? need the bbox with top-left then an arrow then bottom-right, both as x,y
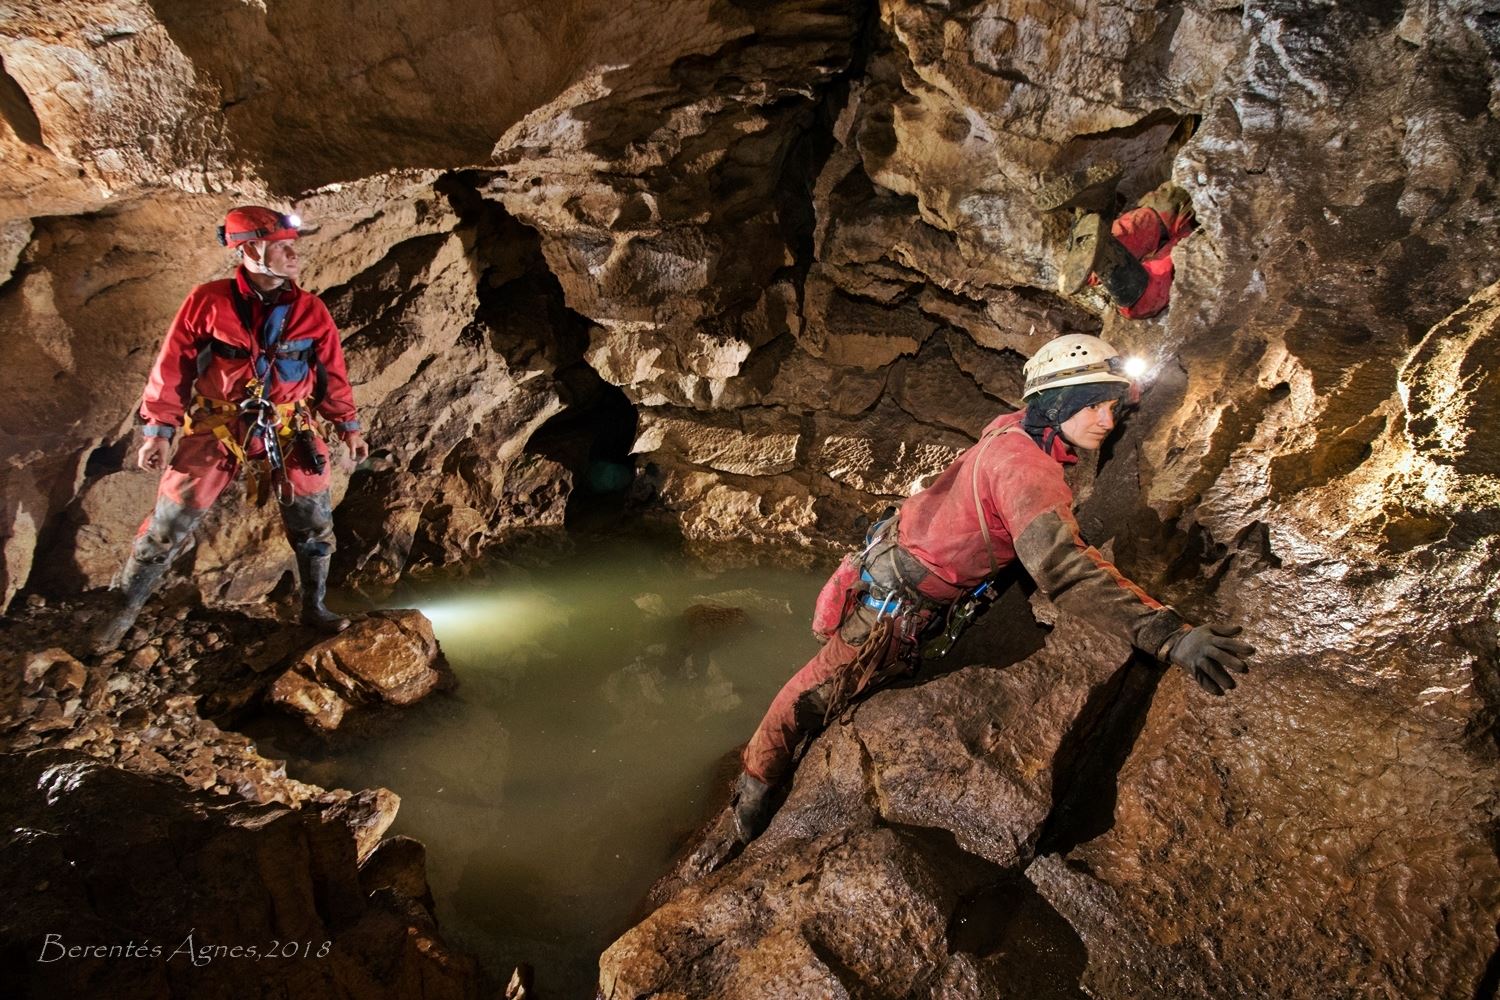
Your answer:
139,267 -> 360,510
742,410 -> 1190,785
1096,204 -> 1196,320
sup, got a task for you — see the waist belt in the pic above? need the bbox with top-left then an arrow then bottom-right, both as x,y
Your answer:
857,511 -> 946,617
858,568 -> 908,615
182,394 -> 308,466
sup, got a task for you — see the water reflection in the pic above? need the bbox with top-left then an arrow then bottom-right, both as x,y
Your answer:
263,534 -> 824,995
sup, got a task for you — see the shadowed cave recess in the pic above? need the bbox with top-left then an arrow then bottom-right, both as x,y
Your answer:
2,1 -> 1499,998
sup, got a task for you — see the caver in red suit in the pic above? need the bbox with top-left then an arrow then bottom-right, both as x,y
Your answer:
1061,182 -> 1197,320
691,335 -> 1255,874
93,206 -> 367,653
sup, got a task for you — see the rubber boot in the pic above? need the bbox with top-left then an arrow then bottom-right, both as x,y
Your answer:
683,770 -> 775,878
298,552 -> 350,634
730,770 -> 774,844
92,556 -> 170,655
1058,212 -> 1150,307
1058,212 -> 1110,295
1096,247 -> 1150,308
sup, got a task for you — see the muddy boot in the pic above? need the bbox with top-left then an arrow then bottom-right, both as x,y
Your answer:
1058,212 -> 1149,307
1136,181 -> 1194,222
683,771 -> 775,878
1096,245 -> 1150,308
92,556 -> 169,655
1058,211 -> 1110,295
1034,158 -> 1123,213
297,552 -> 350,634
730,770 -> 774,842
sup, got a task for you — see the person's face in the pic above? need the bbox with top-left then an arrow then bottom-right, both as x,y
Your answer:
253,238 -> 300,280
1059,398 -> 1119,450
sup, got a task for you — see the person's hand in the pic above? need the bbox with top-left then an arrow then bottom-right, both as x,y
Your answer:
137,436 -> 173,472
341,431 -> 369,468
1168,623 -> 1255,695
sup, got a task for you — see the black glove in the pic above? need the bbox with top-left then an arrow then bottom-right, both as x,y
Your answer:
1168,624 -> 1254,695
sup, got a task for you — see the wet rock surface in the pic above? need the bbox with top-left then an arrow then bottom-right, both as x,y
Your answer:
3,0 -> 1500,998
0,598 -> 475,996
0,749 -> 480,1000
603,613 -> 1129,999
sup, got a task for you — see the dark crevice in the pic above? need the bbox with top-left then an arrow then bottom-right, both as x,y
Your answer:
82,435 -> 130,480
759,0 -> 879,344
1477,928 -> 1500,1000
436,172 -> 643,527
886,824 -> 1088,999
0,56 -> 46,149
804,938 -> 866,997
1037,657 -> 1164,857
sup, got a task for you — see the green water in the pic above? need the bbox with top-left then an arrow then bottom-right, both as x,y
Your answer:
255,534 -> 825,995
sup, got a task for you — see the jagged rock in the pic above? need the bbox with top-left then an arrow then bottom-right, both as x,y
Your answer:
268,669 -> 350,732
759,344 -> 891,416
811,399 -> 973,496
0,751 -> 480,1000
359,835 -> 436,913
889,337 -> 1007,440
20,647 -> 85,697
633,410 -> 800,477
602,616 -> 1132,998
267,610 -> 448,731
315,788 -> 402,865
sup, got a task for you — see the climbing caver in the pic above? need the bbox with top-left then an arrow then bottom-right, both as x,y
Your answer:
1039,161 -> 1197,321
93,206 -> 369,653
694,333 -> 1254,869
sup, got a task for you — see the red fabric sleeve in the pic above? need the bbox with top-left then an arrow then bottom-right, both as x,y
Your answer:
306,298 -> 358,427
139,288 -> 207,428
993,453 -> 1189,656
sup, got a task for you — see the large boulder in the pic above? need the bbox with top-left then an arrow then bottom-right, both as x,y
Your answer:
268,610 -> 450,731
601,614 -> 1136,998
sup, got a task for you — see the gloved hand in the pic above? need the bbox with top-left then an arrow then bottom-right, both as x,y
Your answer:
1168,624 -> 1254,695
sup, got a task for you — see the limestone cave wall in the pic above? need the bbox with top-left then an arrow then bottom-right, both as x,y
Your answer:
2,1 -> 1498,998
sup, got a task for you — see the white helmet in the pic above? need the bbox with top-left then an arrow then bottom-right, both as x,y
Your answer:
1022,334 -> 1132,399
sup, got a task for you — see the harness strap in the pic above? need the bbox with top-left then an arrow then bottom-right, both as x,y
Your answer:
194,336 -> 313,378
969,425 -> 1029,576
182,395 -> 304,462
857,511 -> 945,615
254,304 -> 292,383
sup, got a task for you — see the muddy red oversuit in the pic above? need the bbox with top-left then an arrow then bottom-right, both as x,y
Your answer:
742,410 -> 1189,785
129,266 -> 360,580
1092,201 -> 1196,320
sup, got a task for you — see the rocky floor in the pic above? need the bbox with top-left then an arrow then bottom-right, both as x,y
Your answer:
0,594 -> 484,999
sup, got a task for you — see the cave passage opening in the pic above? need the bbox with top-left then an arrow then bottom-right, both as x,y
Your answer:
525,363 -> 644,528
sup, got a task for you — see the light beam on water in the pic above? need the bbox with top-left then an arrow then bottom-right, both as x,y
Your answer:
258,535 -> 824,995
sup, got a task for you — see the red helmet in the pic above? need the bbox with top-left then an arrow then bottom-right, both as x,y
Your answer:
216,206 -> 301,247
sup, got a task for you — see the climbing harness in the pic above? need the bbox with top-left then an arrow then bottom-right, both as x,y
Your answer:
183,296 -> 327,506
